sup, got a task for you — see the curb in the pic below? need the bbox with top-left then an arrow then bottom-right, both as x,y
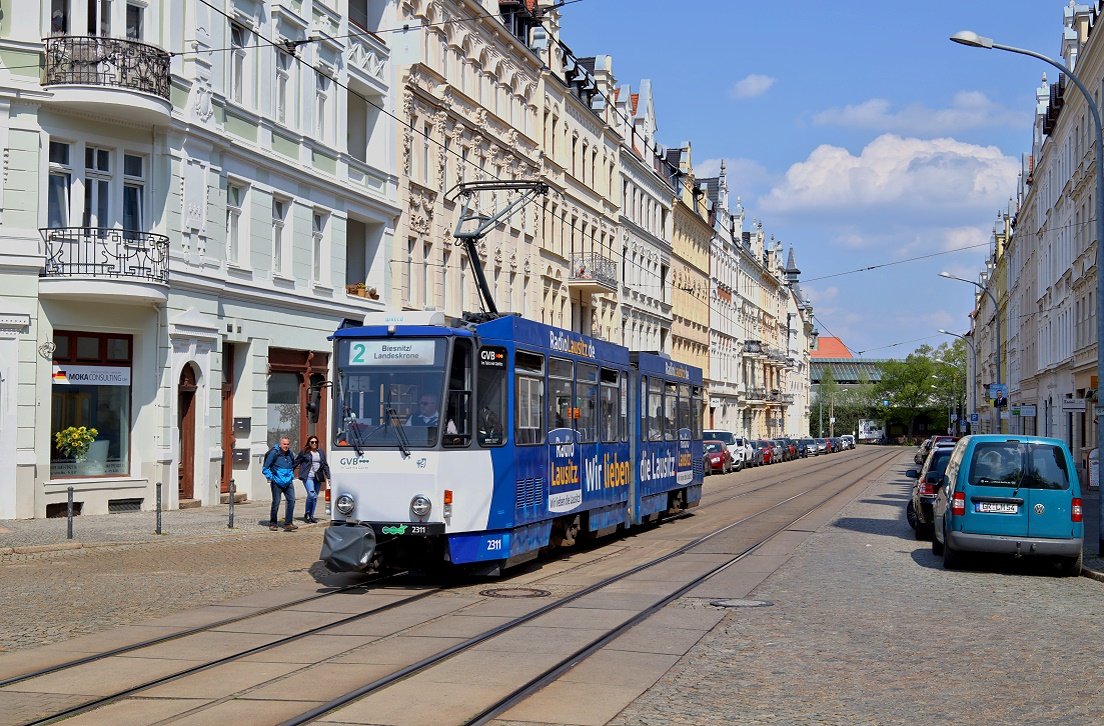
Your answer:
1082,567 -> 1104,584
0,522 -> 329,557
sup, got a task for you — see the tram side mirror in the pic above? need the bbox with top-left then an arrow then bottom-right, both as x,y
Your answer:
307,385 -> 322,424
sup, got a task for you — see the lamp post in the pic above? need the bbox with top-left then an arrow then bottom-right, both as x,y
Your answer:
939,329 -> 977,433
939,271 -> 1000,433
951,29 -> 1104,556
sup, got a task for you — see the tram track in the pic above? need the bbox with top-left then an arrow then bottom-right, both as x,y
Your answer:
273,447 -> 901,726
8,448 -> 902,725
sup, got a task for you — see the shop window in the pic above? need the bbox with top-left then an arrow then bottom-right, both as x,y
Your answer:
50,331 -> 132,479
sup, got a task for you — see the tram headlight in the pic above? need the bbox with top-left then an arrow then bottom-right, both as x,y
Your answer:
335,494 -> 356,515
410,495 -> 432,517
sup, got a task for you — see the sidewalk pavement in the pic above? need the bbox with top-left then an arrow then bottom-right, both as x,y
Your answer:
0,500 -> 329,555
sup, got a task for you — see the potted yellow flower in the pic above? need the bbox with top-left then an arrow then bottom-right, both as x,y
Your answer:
55,425 -> 99,462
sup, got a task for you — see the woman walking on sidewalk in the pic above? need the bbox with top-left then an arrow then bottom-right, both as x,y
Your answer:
295,435 -> 330,524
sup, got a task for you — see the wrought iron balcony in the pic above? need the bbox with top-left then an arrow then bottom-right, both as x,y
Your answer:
43,35 -> 170,96
568,252 -> 617,294
41,227 -> 169,283
782,393 -> 796,405
42,36 -> 172,123
746,387 -> 767,401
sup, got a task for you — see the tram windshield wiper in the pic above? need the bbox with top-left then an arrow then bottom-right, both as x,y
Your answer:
386,405 -> 411,459
342,404 -> 364,457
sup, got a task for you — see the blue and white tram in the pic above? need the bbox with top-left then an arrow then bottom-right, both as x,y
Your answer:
320,310 -> 703,575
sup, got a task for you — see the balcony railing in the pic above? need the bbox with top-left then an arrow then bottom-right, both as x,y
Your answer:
42,36 -> 170,99
41,227 -> 169,283
568,252 -> 617,293
746,387 -> 767,401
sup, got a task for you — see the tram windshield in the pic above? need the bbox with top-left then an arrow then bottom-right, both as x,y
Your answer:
333,338 -> 449,450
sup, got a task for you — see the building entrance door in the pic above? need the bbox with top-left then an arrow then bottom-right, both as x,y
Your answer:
178,363 -> 197,500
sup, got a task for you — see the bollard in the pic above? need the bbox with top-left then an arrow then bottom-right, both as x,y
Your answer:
155,481 -> 162,535
228,479 -> 236,529
66,486 -> 74,540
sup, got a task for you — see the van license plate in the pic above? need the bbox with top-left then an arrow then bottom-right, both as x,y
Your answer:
977,502 -> 1018,514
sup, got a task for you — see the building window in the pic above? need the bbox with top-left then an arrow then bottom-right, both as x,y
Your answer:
122,153 -> 145,235
89,0 -> 111,35
83,145 -> 111,230
125,2 -> 143,39
48,141 -> 72,228
230,23 -> 248,105
226,181 -> 246,265
50,331 -> 132,479
275,49 -> 293,126
312,210 -> 327,284
423,241 -> 432,307
316,72 -> 332,142
50,0 -> 68,34
272,196 -> 288,275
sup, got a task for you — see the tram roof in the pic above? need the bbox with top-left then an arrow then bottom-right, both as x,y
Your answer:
332,325 -> 473,340
473,315 -> 631,365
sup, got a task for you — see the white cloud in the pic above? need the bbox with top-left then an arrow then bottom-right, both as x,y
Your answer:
729,74 -> 775,99
758,134 -> 1018,224
812,92 -> 1024,134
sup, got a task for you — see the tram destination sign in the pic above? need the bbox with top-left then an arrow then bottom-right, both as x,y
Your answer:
348,340 -> 436,366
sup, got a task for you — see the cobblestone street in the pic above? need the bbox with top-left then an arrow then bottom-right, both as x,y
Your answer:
613,457 -> 1104,725
0,524 -> 333,652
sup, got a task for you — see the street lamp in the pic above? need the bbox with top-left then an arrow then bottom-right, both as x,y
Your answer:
938,329 -> 977,433
952,29 -> 1104,555
939,271 -> 1000,433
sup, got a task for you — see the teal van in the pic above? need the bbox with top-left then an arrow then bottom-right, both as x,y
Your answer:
931,435 -> 1083,575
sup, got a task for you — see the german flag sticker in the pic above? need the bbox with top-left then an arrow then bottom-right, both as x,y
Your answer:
52,369 -> 67,382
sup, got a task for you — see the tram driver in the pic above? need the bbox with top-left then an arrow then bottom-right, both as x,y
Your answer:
406,392 -> 458,443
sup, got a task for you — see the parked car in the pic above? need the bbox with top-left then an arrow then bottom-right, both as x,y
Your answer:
798,438 -> 816,457
905,446 -> 954,540
840,434 -> 855,449
733,437 -> 755,467
931,435 -> 1083,575
769,439 -> 784,463
781,438 -> 798,460
914,437 -> 933,465
703,430 -> 744,471
814,437 -> 828,454
755,439 -> 774,465
746,439 -> 766,466
703,440 -> 735,475
772,439 -> 791,462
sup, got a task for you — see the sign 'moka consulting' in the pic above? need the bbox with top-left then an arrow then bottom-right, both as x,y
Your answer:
51,366 -> 131,386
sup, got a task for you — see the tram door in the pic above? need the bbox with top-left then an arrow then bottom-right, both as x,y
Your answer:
547,358 -> 582,515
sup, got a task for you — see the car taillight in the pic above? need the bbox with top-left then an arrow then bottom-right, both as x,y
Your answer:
951,491 -> 965,516
920,482 -> 935,496
1073,497 -> 1083,522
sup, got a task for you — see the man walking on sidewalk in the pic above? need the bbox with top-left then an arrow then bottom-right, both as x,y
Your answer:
263,437 -> 298,531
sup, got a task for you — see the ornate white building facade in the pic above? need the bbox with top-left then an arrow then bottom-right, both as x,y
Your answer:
0,0 -> 399,518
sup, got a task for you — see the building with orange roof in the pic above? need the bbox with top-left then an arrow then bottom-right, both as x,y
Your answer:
810,336 -> 853,359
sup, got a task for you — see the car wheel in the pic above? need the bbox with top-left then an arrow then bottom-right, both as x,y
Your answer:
942,528 -> 963,570
1058,551 -> 1083,577
906,500 -> 917,530
931,529 -> 944,556
917,520 -> 934,541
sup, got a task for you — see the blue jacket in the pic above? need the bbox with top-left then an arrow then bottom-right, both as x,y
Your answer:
294,449 -> 330,483
262,445 -> 296,487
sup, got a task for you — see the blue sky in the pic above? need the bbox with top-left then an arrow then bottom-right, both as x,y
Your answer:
559,1 -> 1064,358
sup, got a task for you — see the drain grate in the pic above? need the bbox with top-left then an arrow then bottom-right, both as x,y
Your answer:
479,587 -> 552,599
710,599 -> 773,609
